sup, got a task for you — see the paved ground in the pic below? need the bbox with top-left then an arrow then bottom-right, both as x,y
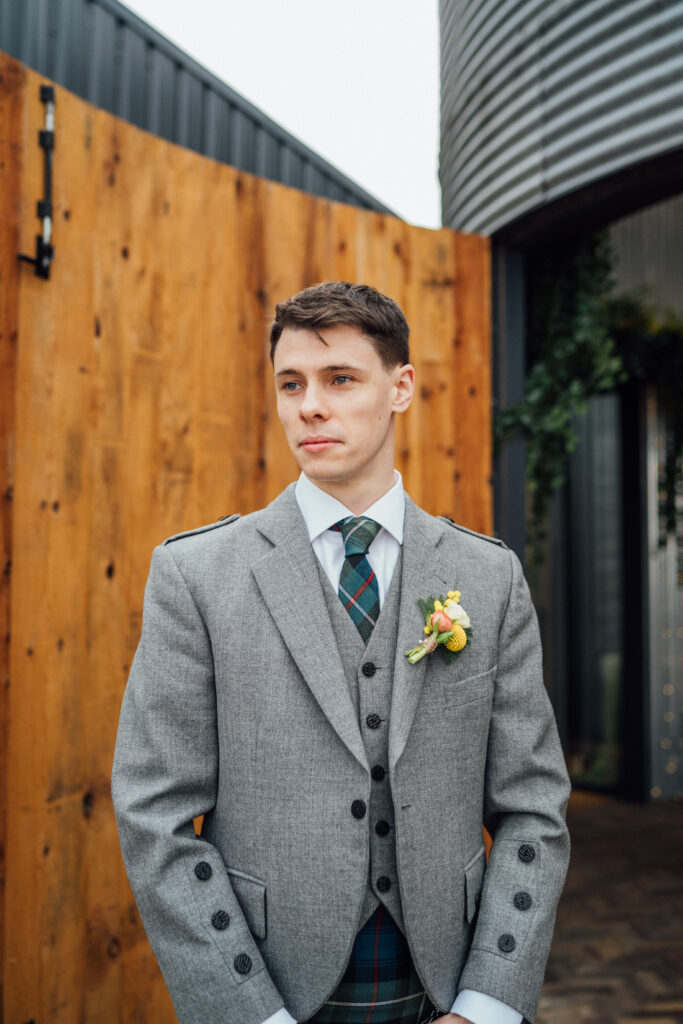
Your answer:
536,793 -> 683,1024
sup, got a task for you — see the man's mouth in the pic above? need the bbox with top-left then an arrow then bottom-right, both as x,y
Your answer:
299,436 -> 340,452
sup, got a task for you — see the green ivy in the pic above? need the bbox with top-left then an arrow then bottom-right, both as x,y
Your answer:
495,233 -> 625,566
495,231 -> 683,567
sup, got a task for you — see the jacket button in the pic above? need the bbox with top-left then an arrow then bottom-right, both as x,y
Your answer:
375,820 -> 390,837
371,765 -> 386,782
234,953 -> 252,974
513,891 -> 532,911
194,861 -> 212,881
351,799 -> 367,819
518,843 -> 535,863
376,875 -> 391,893
498,933 -> 516,953
366,713 -> 382,730
211,910 -> 230,930
362,662 -> 377,677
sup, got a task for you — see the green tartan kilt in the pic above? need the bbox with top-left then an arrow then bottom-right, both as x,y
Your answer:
305,907 -> 440,1024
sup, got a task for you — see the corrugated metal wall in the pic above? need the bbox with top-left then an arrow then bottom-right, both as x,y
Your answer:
0,0 -> 390,213
440,0 -> 683,235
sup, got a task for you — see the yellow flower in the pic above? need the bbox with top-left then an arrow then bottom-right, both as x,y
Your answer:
433,600 -> 443,611
446,624 -> 467,652
447,590 -> 461,603
424,625 -> 432,635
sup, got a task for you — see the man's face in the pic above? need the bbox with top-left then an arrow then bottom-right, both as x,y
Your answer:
274,325 -> 414,495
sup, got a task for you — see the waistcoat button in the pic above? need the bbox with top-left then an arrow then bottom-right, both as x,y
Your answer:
366,713 -> 381,730
375,820 -> 390,837
376,875 -> 392,893
351,799 -> 367,819
362,662 -> 377,677
371,765 -> 386,782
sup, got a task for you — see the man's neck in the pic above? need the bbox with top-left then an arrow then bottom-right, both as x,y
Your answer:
304,471 -> 398,516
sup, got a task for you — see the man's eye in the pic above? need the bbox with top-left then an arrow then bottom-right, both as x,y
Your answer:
281,381 -> 301,392
333,375 -> 352,385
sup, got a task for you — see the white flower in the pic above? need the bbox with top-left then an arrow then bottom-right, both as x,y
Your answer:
444,601 -> 470,628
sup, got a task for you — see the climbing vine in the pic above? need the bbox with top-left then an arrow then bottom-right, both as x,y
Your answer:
495,233 -> 625,566
496,231 -> 683,567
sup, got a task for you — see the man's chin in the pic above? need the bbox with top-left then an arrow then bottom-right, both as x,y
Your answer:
296,455 -> 349,484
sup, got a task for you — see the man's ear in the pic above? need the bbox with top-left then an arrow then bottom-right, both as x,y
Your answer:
391,363 -> 415,414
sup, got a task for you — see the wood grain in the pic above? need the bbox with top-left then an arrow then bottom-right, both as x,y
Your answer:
0,49 -> 26,1019
1,53 -> 492,1022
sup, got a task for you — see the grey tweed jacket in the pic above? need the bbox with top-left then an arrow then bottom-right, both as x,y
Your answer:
111,485 -> 570,1024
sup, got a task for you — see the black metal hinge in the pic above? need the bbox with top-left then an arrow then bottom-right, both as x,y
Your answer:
18,84 -> 56,280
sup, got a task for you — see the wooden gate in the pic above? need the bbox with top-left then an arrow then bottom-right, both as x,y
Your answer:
0,52 -> 491,1022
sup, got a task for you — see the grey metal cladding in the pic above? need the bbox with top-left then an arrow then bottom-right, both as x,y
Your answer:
0,0 -> 391,213
439,0 -> 683,234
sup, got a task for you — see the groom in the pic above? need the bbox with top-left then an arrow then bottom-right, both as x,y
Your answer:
112,281 -> 570,1024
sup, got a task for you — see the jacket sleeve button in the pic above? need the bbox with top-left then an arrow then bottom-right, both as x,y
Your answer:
513,890 -> 532,910
517,843 -> 535,863
234,953 -> 252,974
351,799 -> 367,819
498,933 -> 516,953
194,861 -> 212,881
211,910 -> 230,930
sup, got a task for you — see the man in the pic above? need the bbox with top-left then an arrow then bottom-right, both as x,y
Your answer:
112,282 -> 570,1024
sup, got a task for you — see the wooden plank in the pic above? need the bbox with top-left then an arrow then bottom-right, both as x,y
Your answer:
0,50 -> 26,1020
452,231 -> 492,534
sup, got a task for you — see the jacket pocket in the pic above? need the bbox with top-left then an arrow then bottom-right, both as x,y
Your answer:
227,867 -> 267,940
443,665 -> 496,709
464,844 -> 486,923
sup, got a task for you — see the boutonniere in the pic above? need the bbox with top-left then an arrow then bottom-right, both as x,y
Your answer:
405,590 -> 472,664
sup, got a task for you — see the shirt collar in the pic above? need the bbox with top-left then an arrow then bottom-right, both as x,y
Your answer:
295,470 -> 405,545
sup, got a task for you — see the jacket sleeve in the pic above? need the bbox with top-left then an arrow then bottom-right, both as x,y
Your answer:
457,547 -> 571,1022
111,544 -> 286,1024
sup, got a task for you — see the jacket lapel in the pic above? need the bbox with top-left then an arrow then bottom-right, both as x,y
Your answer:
251,486 -> 369,772
389,496 -> 451,773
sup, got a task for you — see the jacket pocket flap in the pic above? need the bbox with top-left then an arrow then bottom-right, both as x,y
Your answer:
227,868 -> 267,940
464,844 -> 486,923
443,666 -> 496,709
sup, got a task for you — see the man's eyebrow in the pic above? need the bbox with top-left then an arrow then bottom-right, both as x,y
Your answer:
275,363 -> 362,378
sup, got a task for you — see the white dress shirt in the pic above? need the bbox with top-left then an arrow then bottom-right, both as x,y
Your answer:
259,474 -> 522,1024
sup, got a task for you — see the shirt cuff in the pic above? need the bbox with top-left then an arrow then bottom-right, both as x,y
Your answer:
260,1010 -> 297,1024
451,989 -> 523,1024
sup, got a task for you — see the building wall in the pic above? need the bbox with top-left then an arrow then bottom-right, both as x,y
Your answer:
0,0 -> 390,212
440,0 -> 683,235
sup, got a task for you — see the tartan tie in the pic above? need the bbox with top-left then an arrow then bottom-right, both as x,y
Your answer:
332,517 -> 382,643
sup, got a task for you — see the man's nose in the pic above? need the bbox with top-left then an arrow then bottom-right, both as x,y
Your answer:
299,383 -> 328,419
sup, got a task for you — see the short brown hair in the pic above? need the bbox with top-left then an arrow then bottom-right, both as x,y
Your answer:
269,281 -> 409,367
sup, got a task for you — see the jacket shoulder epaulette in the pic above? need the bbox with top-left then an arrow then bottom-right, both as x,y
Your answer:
438,516 -> 507,548
162,514 -> 240,545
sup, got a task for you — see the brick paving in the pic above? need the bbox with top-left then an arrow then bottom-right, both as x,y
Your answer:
536,793 -> 683,1024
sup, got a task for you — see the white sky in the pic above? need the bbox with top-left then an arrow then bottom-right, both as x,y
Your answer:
121,0 -> 442,228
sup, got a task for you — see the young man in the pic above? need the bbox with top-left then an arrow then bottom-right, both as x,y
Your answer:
112,282 -> 570,1024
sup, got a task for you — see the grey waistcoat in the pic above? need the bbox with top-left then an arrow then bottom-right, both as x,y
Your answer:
316,550 -> 405,933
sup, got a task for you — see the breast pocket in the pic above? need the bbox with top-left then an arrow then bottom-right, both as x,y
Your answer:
442,665 -> 496,709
